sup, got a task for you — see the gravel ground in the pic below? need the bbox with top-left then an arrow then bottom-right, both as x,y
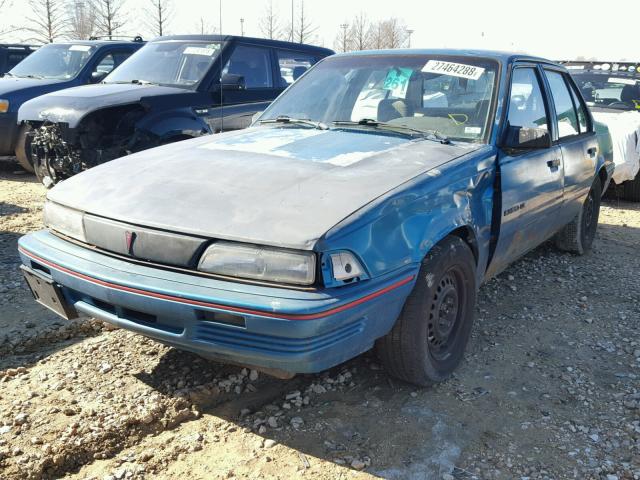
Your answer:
0,158 -> 638,480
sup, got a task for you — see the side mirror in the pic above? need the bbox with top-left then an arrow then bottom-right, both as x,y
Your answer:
251,111 -> 264,124
90,70 -> 108,83
502,125 -> 551,150
221,73 -> 246,91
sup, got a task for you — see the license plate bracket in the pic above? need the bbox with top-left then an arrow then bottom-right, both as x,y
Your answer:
21,265 -> 78,320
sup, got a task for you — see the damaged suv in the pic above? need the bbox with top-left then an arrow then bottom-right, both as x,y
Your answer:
18,35 -> 333,187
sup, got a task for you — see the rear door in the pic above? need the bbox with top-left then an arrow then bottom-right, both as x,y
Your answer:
542,67 -> 598,223
487,64 -> 564,276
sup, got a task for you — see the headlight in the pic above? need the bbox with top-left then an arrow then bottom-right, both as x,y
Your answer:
0,99 -> 8,113
43,201 -> 86,242
198,242 -> 315,285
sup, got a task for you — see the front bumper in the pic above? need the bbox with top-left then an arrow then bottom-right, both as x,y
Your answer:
0,112 -> 18,155
18,231 -> 417,374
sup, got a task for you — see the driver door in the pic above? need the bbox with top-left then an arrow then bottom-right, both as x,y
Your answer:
487,65 -> 564,277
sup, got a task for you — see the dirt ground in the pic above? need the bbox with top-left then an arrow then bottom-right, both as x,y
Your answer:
0,158 -> 638,480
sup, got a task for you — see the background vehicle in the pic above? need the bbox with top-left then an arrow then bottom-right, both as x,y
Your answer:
562,61 -> 640,200
18,35 -> 333,187
19,50 -> 612,387
0,44 -> 37,76
0,39 -> 144,172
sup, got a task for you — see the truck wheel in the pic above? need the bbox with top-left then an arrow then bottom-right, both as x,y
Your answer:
376,236 -> 476,386
554,178 -> 602,254
621,172 -> 640,202
14,125 -> 34,173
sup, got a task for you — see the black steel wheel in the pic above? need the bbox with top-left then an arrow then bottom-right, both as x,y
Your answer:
377,236 -> 477,386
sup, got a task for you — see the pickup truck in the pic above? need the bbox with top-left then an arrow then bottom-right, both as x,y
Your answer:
562,61 -> 640,200
18,50 -> 613,386
0,39 -> 143,172
18,35 -> 333,187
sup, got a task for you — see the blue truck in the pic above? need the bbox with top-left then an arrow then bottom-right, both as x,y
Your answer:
18,50 -> 613,386
0,44 -> 37,76
17,35 -> 333,187
0,39 -> 144,171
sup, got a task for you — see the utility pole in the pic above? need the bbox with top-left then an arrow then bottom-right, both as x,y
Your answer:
219,0 -> 222,35
290,0 -> 294,42
405,29 -> 414,48
240,17 -> 244,36
340,23 -> 348,52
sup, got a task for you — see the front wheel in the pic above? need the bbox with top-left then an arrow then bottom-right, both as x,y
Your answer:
555,178 -> 602,254
377,236 -> 477,386
14,125 -> 34,173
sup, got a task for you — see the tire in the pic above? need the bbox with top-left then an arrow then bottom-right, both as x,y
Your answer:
621,172 -> 640,202
14,125 -> 34,173
554,178 -> 602,255
376,236 -> 477,387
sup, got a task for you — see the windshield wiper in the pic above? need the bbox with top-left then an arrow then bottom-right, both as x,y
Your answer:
332,118 -> 451,144
259,115 -> 329,130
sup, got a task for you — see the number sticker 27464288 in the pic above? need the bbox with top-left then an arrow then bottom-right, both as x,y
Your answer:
422,60 -> 485,80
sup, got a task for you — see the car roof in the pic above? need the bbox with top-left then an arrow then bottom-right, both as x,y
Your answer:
44,40 -> 142,47
0,44 -> 38,49
335,48 -> 559,66
148,34 -> 334,55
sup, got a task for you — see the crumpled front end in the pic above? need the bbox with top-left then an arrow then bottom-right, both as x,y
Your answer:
28,104 -> 150,187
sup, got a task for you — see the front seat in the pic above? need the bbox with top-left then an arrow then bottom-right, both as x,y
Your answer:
620,84 -> 640,107
377,98 -> 414,122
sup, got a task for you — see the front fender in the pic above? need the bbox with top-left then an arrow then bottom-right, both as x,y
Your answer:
138,108 -> 211,141
317,149 -> 497,286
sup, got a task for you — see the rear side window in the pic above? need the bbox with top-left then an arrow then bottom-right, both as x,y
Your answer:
506,68 -> 549,133
223,45 -> 273,89
545,70 -> 580,139
276,50 -> 316,87
95,54 -> 115,74
567,80 -> 590,133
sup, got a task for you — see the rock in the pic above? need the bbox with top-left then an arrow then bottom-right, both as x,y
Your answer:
290,417 -> 304,428
249,370 -> 259,381
351,459 -> 366,470
267,416 -> 278,428
100,363 -> 113,374
263,439 -> 277,449
589,433 -> 599,443
0,426 -> 11,434
13,413 -> 28,426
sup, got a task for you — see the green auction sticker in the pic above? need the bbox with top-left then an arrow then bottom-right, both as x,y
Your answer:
383,67 -> 413,98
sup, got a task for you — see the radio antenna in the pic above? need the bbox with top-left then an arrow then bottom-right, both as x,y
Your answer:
219,0 -> 223,133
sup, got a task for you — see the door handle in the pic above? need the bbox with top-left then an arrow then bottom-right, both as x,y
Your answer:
547,158 -> 561,168
587,147 -> 597,157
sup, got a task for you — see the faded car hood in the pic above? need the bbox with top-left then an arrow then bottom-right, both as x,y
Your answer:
48,127 -> 480,250
17,83 -> 189,126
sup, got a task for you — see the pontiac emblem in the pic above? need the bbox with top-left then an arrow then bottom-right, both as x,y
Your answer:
125,231 -> 136,255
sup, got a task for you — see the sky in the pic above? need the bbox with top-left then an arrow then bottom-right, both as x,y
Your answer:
1,0 -> 639,61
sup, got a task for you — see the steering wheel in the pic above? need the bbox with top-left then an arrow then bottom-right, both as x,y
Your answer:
608,101 -> 631,108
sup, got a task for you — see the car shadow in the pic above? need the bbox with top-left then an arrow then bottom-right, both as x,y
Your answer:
0,157 -> 38,183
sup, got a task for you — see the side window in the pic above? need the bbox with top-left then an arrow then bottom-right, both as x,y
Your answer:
7,53 -> 27,69
544,70 -> 580,139
276,50 -> 316,87
507,68 -> 549,133
222,45 -> 273,89
112,51 -> 134,68
567,80 -> 590,133
94,53 -> 115,74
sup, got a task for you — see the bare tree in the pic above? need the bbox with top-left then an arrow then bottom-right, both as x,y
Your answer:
293,0 -> 316,44
195,17 -> 217,35
26,0 -> 67,43
349,12 -> 370,51
0,0 -> 14,38
258,0 -> 281,40
367,18 -> 408,50
95,0 -> 126,40
146,0 -> 172,37
68,0 -> 97,40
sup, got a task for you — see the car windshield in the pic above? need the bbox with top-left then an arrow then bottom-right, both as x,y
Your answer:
9,43 -> 96,80
105,40 -> 222,88
259,54 -> 499,142
570,70 -> 640,111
